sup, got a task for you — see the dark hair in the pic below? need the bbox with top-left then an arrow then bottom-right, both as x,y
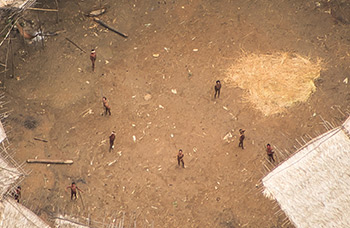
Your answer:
103,96 -> 107,100
17,186 -> 21,189
267,144 -> 270,146
91,49 -> 95,51
72,182 -> 76,185
179,149 -> 182,152
216,80 -> 220,83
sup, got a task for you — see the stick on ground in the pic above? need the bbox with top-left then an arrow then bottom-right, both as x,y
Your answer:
27,7 -> 59,12
93,18 -> 128,38
65,37 -> 86,53
27,159 -> 73,164
34,137 -> 48,142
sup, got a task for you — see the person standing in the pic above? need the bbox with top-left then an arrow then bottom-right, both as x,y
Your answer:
109,131 -> 116,152
66,182 -> 83,200
238,129 -> 245,149
102,97 -> 111,116
90,49 -> 96,72
266,144 -> 275,162
177,149 -> 184,168
13,186 -> 21,203
214,80 -> 222,98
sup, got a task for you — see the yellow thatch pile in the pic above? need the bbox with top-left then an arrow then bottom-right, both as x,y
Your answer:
225,53 -> 322,116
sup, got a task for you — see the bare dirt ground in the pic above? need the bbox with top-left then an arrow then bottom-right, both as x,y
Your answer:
1,0 -> 350,227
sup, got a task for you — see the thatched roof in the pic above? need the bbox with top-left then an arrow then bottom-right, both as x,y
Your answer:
0,0 -> 35,9
0,120 -> 23,198
0,121 -> 6,143
263,116 -> 350,228
343,117 -> 350,133
0,155 -> 22,197
54,215 -> 90,228
0,198 -> 50,227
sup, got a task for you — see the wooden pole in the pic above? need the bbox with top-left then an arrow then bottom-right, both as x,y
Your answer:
93,18 -> 128,38
65,38 -> 86,53
26,159 -> 73,164
28,7 -> 59,12
34,137 -> 48,142
4,38 -> 10,79
54,0 -> 59,23
78,190 -> 85,210
9,37 -> 14,78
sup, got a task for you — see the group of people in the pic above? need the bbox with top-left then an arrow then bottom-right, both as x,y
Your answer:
175,128 -> 275,169
215,82 -> 276,163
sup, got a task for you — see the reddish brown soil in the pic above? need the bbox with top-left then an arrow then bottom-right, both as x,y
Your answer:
1,0 -> 350,227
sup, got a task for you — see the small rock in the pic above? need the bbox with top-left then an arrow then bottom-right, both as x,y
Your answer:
171,89 -> 177,94
144,94 -> 152,101
193,49 -> 198,52
153,53 -> 159,58
159,104 -> 164,109
133,135 -> 136,142
343,77 -> 348,84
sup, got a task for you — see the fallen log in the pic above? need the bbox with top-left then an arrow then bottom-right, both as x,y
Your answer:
27,7 -> 59,12
27,159 -> 73,164
93,18 -> 128,38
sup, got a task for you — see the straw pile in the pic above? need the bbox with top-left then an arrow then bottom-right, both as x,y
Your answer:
225,53 -> 322,116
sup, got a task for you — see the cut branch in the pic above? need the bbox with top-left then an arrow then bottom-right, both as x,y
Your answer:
65,37 -> 86,53
93,18 -> 128,38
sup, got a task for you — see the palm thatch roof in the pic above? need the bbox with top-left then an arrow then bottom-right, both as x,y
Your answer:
0,155 -> 22,197
0,120 -> 23,198
0,0 -> 35,9
0,198 -> 50,228
263,116 -> 350,228
54,215 -> 90,228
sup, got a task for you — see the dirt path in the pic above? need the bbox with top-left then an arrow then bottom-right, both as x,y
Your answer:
1,0 -> 350,227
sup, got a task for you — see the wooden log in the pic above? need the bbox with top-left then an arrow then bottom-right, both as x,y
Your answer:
26,159 -> 73,164
28,7 -> 59,12
93,18 -> 128,38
